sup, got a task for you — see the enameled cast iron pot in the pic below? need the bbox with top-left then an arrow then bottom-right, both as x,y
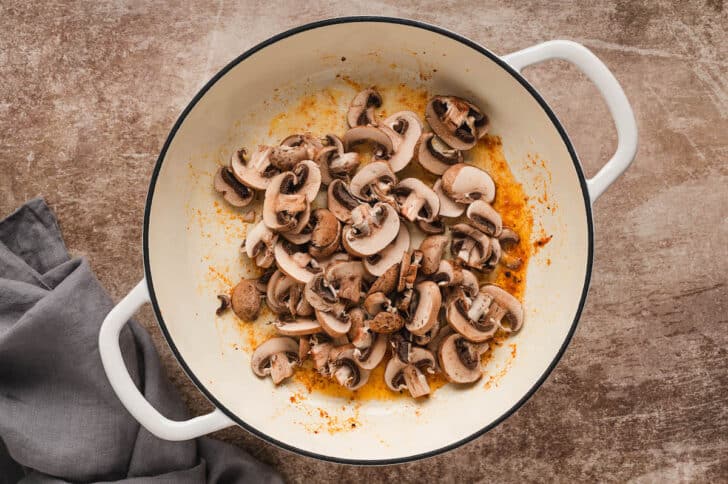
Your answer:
99,17 -> 637,464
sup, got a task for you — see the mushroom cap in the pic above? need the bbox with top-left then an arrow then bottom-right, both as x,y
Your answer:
367,262 -> 400,296
355,333 -> 388,370
480,284 -> 524,333
363,224 -> 410,276
245,221 -> 278,268
327,179 -> 360,223
231,146 -> 277,191
441,163 -> 495,204
451,223 -> 492,269
425,95 -> 489,150
214,167 -> 254,207
348,161 -> 397,202
406,281 -> 442,336
446,292 -> 498,342
231,279 -> 260,321
416,133 -> 463,175
392,178 -> 440,222
292,160 -> 322,202
303,273 -> 338,312
438,333 -> 485,384
315,309 -> 352,338
417,218 -> 446,235
275,318 -> 322,336
273,240 -> 320,284
433,179 -> 466,218
342,203 -> 400,257
369,311 -> 405,334
342,125 -> 394,155
265,270 -> 297,315
330,348 -> 371,390
498,227 -> 520,248
466,200 -> 503,237
347,88 -> 382,127
384,347 -> 436,393
381,111 -> 423,172
363,291 -> 392,316
250,337 -> 299,378
309,208 -> 341,259
325,260 -> 366,304
419,234 -> 448,275
262,171 -> 310,232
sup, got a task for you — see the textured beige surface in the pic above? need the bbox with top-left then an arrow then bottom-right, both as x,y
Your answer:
2,1 -> 727,482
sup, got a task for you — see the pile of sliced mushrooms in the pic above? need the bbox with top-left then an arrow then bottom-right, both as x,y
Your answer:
214,89 -> 524,398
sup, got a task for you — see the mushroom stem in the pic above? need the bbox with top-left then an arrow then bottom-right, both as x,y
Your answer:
269,353 -> 295,384
402,365 -> 431,398
467,293 -> 492,322
400,192 -> 426,222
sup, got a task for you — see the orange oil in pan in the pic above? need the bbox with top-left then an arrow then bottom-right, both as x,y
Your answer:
231,82 -> 534,401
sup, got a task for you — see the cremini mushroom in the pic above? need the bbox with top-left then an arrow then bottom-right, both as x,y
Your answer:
274,240 -> 321,283
498,227 -> 523,270
263,165 -> 317,233
251,337 -> 299,384
348,161 -> 397,203
392,178 -> 440,223
214,166 -> 254,207
270,134 -> 322,171
396,250 -> 423,311
275,318 -> 322,336
446,286 -> 500,342
309,335 -> 333,372
416,132 -> 463,175
480,284 -> 524,333
327,179 -> 360,223
433,179 -> 466,218
450,223 -> 492,270
316,134 -> 360,185
309,208 -> 341,258
343,125 -> 394,159
380,111 -> 422,172
417,219 -> 446,235
324,260 -> 366,304
466,200 -> 502,237
384,347 -> 436,398
363,224 -> 410,276
265,270 -> 310,318
347,88 -> 382,127
342,203 -> 400,257
425,95 -> 489,150
244,221 -> 278,268
315,309 -> 351,338
370,311 -> 405,334
231,279 -> 260,321
329,348 -> 371,390
367,263 -> 400,296
432,260 -> 480,299
231,146 -> 278,191
441,163 -> 495,204
419,234 -> 448,275
406,281 -> 441,336
438,333 -> 489,383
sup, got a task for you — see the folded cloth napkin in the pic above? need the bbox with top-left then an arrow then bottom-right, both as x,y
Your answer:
0,199 -> 282,483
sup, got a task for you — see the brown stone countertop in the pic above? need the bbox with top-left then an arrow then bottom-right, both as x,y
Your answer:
2,1 -> 726,482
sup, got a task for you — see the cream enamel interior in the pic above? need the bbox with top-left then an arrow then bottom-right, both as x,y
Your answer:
146,21 -> 590,461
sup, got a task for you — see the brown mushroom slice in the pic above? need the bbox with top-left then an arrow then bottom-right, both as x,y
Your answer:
416,132 -> 463,175
263,172 -> 308,232
419,234 -> 448,275
326,179 -> 360,223
273,240 -> 321,284
431,260 -> 480,299
330,348 -> 371,390
363,291 -> 394,316
342,125 -> 394,158
484,237 -> 501,272
303,273 -> 338,312
308,208 -> 341,259
269,134 -> 322,171
275,318 -> 322,336
348,161 -> 397,203
369,311 -> 405,334
417,219 -> 446,234
315,140 -> 360,185
325,260 -> 366,304
497,227 -> 523,270
425,95 -> 489,150
427,324 -> 454,355
342,203 -> 400,257
363,224 -> 410,276
298,337 -> 310,362
433,179 -> 466,218
309,336 -> 333,372
392,178 -> 440,223
355,333 -> 388,370
347,88 -> 382,127
450,223 -> 492,269
214,167 -> 255,207
384,347 -> 436,398
406,281 -> 441,336
244,221 -> 278,269
315,309 -> 351,338
265,270 -> 295,315
231,279 -> 260,321
381,111 -> 422,172
396,250 -> 423,312
446,290 -> 498,342
250,337 -> 299,384
441,163 -> 495,204
367,263 -> 400,296
480,284 -> 524,333
466,200 -> 502,237
231,146 -> 278,191
438,333 -> 489,384
347,308 -> 370,347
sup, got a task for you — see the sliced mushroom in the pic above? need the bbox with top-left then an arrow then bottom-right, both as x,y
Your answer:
367,263 -> 400,296
330,348 -> 371,390
416,132 -> 463,175
417,218 -> 446,235
327,179 -> 360,223
231,279 -> 260,321
466,200 -> 502,237
315,309 -> 351,338
419,235 -> 448,275
480,284 -> 524,333
309,335 -> 333,372
214,167 -> 254,207
406,281 -> 441,336
263,169 -> 313,233
308,208 -> 341,259
369,311 -> 405,334
244,221 -> 278,268
303,273 -> 339,312
274,240 -> 321,284
364,291 -> 395,316
275,318 -> 322,336
425,95 -> 489,150
342,203 -> 400,257
316,134 -> 360,185
251,337 -> 299,384
381,111 -> 422,172
343,125 -> 394,159
265,270 -> 310,319
347,88 -> 382,127
231,146 -> 279,191
396,250 -> 422,311
298,337 -> 310,362
270,134 -> 321,171
433,179 -> 466,218
484,237 -> 501,272
384,347 -> 436,398
446,288 -> 499,342
348,161 -> 397,203
450,223 -> 492,270
438,333 -> 489,384
355,332 -> 388,370
441,164 -> 495,204
498,227 -> 523,270
363,224 -> 410,276
392,178 -> 440,223
325,260 -> 366,304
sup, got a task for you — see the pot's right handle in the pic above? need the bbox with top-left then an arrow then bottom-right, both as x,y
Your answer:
502,40 -> 637,203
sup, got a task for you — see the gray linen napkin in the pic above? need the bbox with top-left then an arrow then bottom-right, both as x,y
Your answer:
0,199 -> 283,484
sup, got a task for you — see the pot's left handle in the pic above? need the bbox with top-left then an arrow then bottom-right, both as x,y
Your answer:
99,279 -> 235,441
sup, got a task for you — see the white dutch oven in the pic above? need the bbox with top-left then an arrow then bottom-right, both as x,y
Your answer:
99,17 -> 636,464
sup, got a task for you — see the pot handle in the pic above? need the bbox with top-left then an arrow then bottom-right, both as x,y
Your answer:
99,279 -> 235,441
502,40 -> 637,203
